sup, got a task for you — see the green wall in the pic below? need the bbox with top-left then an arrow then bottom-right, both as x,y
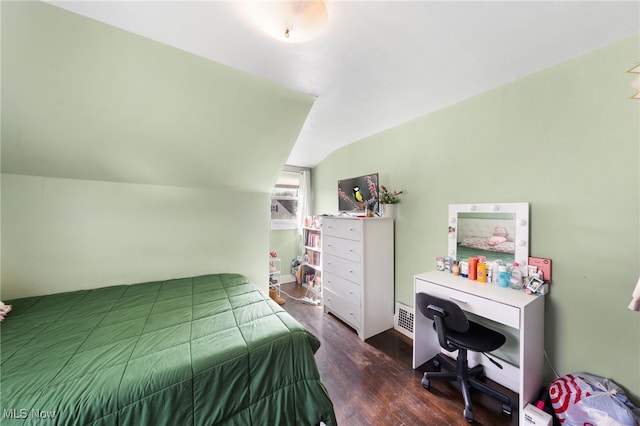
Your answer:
1,2 -> 314,298
312,35 -> 640,400
2,174 -> 270,299
1,1 -> 313,192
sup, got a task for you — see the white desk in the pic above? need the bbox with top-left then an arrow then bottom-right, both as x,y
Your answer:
413,270 -> 545,424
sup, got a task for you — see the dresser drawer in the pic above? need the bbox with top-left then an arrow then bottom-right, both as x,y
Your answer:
416,279 -> 520,329
323,254 -> 362,284
324,272 -> 361,307
324,288 -> 362,330
323,219 -> 362,241
323,235 -> 361,262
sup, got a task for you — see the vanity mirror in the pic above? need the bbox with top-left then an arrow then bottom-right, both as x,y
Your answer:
448,203 -> 529,265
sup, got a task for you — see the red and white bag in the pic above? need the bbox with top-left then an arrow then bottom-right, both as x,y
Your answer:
549,373 -> 640,426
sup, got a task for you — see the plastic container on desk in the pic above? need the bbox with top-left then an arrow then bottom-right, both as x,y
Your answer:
510,262 -> 524,290
498,265 -> 510,288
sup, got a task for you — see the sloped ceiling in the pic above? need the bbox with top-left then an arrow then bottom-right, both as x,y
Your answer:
1,1 -> 315,192
2,1 -> 639,179
39,1 -> 640,168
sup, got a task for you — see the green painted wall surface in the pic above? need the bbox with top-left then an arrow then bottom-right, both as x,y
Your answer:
1,2 -> 315,299
1,1 -> 314,192
313,35 -> 640,399
2,174 -> 270,299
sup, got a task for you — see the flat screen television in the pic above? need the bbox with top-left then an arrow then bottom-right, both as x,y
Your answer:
338,173 -> 379,214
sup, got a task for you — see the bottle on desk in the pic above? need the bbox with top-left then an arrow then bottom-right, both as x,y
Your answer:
498,265 -> 510,287
452,260 -> 460,276
468,257 -> 478,280
460,261 -> 469,278
510,262 -> 524,290
477,262 -> 487,283
491,260 -> 502,284
444,256 -> 452,273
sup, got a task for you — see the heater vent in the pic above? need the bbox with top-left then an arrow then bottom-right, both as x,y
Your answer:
394,302 -> 414,339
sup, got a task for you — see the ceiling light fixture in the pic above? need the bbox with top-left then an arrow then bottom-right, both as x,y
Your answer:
247,1 -> 329,43
628,64 -> 640,99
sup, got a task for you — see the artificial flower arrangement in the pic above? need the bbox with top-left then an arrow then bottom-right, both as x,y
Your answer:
379,185 -> 403,204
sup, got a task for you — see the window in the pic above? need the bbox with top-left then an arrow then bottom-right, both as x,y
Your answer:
271,185 -> 299,228
271,168 -> 309,230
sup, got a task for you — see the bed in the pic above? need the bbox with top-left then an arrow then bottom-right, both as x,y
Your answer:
458,237 -> 515,254
0,273 -> 336,425
456,217 -> 516,263
456,244 -> 515,264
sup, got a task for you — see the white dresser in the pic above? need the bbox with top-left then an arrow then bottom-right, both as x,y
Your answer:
322,216 -> 394,340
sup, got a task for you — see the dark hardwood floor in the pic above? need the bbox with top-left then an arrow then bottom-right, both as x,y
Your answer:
279,282 -> 518,426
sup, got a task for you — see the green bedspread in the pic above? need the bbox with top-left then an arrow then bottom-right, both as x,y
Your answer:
1,273 -> 336,425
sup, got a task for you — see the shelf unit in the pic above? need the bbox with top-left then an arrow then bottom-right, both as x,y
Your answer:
301,216 -> 323,303
269,257 -> 281,296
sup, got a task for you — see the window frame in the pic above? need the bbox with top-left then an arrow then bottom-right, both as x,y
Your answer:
271,184 -> 299,230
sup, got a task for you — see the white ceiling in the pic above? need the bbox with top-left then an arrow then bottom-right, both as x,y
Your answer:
46,1 -> 640,168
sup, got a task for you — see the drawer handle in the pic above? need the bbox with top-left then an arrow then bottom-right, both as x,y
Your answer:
449,297 -> 468,304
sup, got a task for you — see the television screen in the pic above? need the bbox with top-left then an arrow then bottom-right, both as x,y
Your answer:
338,173 -> 379,213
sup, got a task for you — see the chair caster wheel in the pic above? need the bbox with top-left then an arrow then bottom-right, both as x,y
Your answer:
501,403 -> 512,416
421,374 -> 430,390
464,407 -> 474,423
433,359 -> 440,369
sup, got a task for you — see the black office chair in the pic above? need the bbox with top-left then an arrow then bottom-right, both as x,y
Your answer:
417,292 -> 512,423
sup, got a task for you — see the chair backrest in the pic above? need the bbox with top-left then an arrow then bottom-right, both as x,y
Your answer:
416,292 -> 469,333
417,292 -> 470,351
